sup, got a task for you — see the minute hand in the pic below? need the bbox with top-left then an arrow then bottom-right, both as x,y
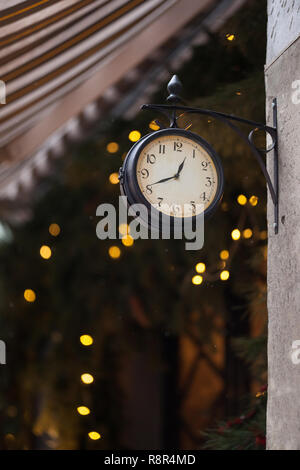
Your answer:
149,175 -> 176,186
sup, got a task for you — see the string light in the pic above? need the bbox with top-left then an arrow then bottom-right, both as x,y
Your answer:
81,373 -> 94,384
220,270 -> 230,281
220,250 -> 229,260
237,194 -> 247,205
226,33 -> 235,41
40,245 -> 52,259
249,195 -> 258,206
77,406 -> 90,416
192,275 -> 203,285
122,235 -> 134,247
149,121 -> 160,131
49,223 -> 60,236
80,335 -> 93,346
108,246 -> 121,259
243,228 -> 253,239
24,289 -> 36,302
88,431 -> 101,440
231,229 -> 241,241
128,130 -> 141,142
195,262 -> 206,273
109,173 -> 119,184
106,142 -> 119,154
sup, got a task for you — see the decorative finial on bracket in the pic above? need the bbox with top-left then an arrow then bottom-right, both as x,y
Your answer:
166,75 -> 183,104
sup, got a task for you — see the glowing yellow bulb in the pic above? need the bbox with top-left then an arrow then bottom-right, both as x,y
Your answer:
195,262 -> 206,273
220,270 -> 230,281
192,275 -> 203,285
237,194 -> 247,206
109,173 -> 119,184
88,431 -> 101,440
108,246 -> 121,259
80,335 -> 93,346
122,235 -> 134,247
243,228 -> 253,239
226,34 -> 235,41
24,289 -> 36,302
106,142 -> 119,154
128,130 -> 141,142
40,245 -> 52,259
220,250 -> 229,260
249,195 -> 258,206
119,223 -> 129,236
149,121 -> 160,131
49,223 -> 60,236
77,406 -> 90,416
231,229 -> 241,241
81,373 -> 94,384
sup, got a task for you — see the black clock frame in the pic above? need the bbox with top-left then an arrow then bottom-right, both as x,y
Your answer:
140,75 -> 279,234
119,127 -> 224,231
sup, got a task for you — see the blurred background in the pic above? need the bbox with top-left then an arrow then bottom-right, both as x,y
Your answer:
0,0 -> 268,450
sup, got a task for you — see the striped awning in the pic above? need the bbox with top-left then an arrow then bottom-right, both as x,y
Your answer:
0,0 -> 217,160
0,0 -> 246,214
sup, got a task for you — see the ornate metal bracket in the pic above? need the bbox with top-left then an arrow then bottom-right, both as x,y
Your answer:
142,75 -> 279,234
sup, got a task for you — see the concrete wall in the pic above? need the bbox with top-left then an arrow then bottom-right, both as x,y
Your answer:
265,0 -> 300,450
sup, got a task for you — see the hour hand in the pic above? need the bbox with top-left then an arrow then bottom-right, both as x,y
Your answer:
175,157 -> 186,178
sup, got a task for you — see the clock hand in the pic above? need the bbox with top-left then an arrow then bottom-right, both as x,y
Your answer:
149,175 -> 176,186
175,157 -> 186,178
149,158 -> 187,186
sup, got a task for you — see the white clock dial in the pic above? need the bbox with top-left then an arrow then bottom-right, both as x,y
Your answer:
136,134 -> 219,217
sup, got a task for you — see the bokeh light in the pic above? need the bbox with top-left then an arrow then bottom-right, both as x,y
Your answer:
220,270 -> 230,281
128,130 -> 141,142
80,335 -> 93,346
40,245 -> 52,259
109,173 -> 119,184
243,228 -> 253,239
192,275 -> 203,285
81,373 -> 94,384
77,406 -> 90,416
49,223 -> 60,236
195,262 -> 206,273
220,250 -> 229,260
108,246 -> 121,259
231,229 -> 241,241
119,224 -> 129,236
149,121 -> 160,131
88,431 -> 101,440
226,33 -> 235,41
122,235 -> 134,247
260,230 -> 267,240
106,142 -> 119,153
24,289 -> 36,303
237,194 -> 247,206
249,195 -> 258,206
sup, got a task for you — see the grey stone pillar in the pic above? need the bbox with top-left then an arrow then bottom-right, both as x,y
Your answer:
265,0 -> 300,450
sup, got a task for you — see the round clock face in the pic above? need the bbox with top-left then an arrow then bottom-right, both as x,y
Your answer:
134,131 -> 221,218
